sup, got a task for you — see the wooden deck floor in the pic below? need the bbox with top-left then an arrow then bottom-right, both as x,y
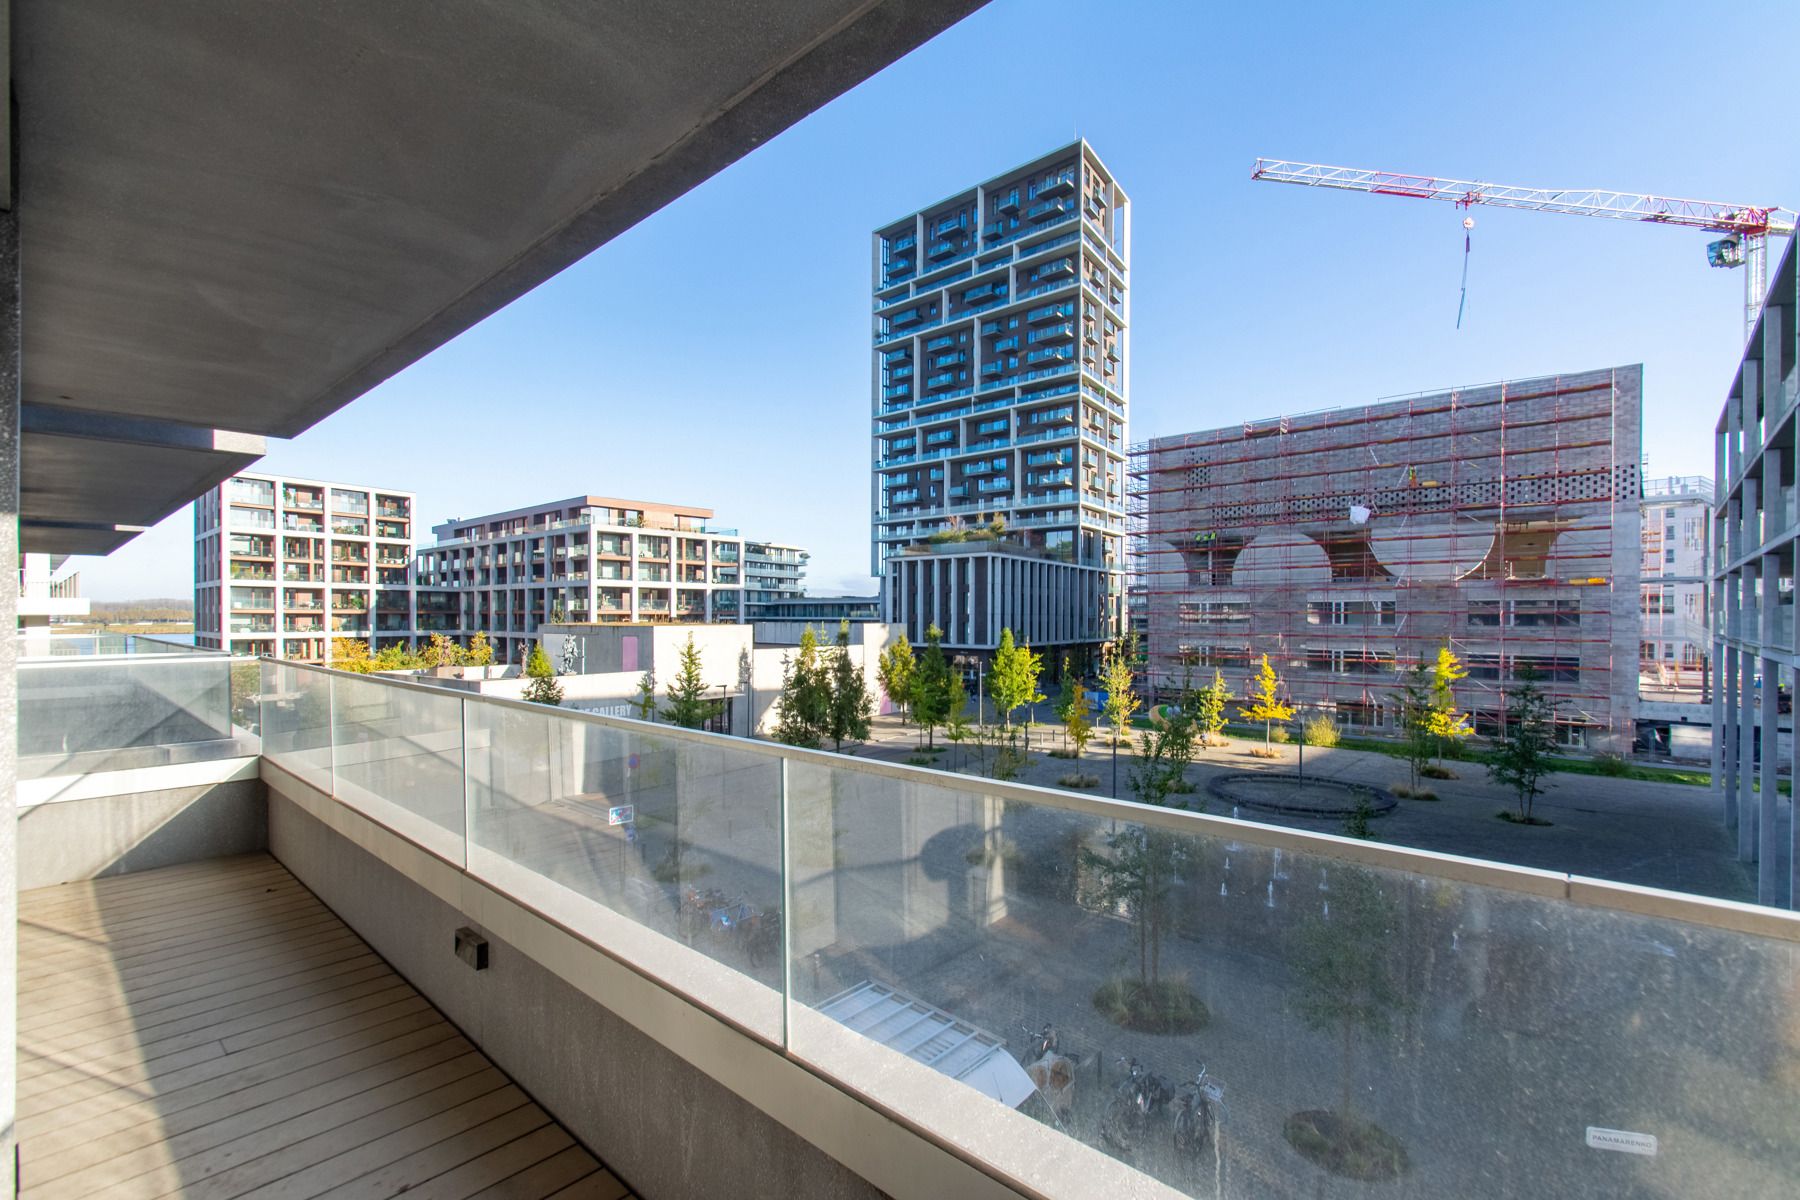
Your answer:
18,854 -> 635,1200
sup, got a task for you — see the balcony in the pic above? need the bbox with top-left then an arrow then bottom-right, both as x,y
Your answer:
18,856 -> 624,1196
16,629 -> 1800,1200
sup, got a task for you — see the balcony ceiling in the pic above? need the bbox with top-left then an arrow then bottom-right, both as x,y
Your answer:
13,0 -> 984,553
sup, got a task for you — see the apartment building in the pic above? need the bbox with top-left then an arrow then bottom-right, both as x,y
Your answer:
1133,366 -> 1643,751
873,141 -> 1129,652
414,495 -> 757,665
195,473 -> 416,660
743,541 -> 809,615
1711,232 -> 1797,908
1641,475 -> 1713,692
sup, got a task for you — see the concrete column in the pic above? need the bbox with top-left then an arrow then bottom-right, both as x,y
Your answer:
1722,645 -> 1739,832
1760,555 -> 1781,898
1739,644 -> 1758,862
1743,360 -> 1763,464
1727,387 -> 1743,481
1711,631 -> 1726,822
1743,475 -> 1760,559
0,176 -> 15,1196
1791,656 -> 1800,910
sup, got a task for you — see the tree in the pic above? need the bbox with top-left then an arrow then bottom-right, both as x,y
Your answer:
1053,655 -> 1077,733
465,632 -> 495,667
989,628 -> 1045,731
1489,668 -> 1558,822
330,637 -> 374,674
773,627 -> 830,748
824,621 -> 875,753
419,633 -> 465,670
1098,633 -> 1140,746
876,632 -> 917,724
943,671 -> 973,769
1065,702 -> 1094,760
631,670 -> 657,722
522,642 -> 563,706
372,643 -> 422,671
1054,656 -> 1090,757
1396,661 -> 1434,790
1242,654 -> 1294,750
1192,668 -> 1231,747
1425,645 -> 1473,762
1289,868 -> 1408,1119
662,633 -> 721,729
1098,633 -> 1141,799
1085,716 -> 1201,995
910,625 -> 953,747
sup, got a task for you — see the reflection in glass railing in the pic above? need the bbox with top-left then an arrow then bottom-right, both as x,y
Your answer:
255,661 -> 1800,1199
18,648 -> 261,779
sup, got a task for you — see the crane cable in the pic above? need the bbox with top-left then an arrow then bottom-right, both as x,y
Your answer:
1456,215 -> 1474,328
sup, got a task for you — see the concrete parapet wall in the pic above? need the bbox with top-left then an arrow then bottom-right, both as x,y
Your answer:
16,759 -> 266,889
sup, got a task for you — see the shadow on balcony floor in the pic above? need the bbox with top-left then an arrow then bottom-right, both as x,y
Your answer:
17,853 -> 633,1200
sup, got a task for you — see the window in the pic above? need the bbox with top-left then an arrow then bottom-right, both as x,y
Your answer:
1179,601 -> 1250,624
1512,655 -> 1580,683
1512,599 -> 1580,627
1309,600 -> 1397,626
1304,648 -> 1396,675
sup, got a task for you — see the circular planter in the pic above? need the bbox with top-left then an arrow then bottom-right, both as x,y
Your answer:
1206,773 -> 1397,818
1283,1109 -> 1410,1180
1091,978 -> 1210,1035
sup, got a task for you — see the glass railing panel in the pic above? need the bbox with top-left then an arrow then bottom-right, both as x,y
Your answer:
329,672 -> 466,863
464,708 -> 784,1040
260,661 -> 335,794
17,652 -> 254,779
783,764 -> 1800,1197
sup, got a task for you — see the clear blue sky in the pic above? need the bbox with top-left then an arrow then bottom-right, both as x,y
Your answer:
80,0 -> 1800,599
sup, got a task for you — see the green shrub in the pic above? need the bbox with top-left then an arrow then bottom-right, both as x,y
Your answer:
1420,763 -> 1458,780
1301,714 -> 1341,748
1058,772 -> 1101,789
1270,725 -> 1291,744
1092,977 -> 1210,1034
1593,752 -> 1629,776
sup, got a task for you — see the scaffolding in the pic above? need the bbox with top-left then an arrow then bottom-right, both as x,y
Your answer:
1128,367 -> 1643,751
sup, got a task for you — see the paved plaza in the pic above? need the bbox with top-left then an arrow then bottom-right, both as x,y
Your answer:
856,714 -> 1761,904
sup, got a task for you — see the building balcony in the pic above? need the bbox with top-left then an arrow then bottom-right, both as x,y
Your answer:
14,640 -> 1798,1200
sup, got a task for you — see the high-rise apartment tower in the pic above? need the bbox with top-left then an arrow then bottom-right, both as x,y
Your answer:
872,142 -> 1128,652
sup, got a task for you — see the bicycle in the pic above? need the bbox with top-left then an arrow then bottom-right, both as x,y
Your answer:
1100,1057 -> 1172,1154
1172,1065 -> 1225,1161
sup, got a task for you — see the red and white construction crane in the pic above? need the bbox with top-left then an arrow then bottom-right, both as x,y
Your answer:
1251,158 -> 1796,338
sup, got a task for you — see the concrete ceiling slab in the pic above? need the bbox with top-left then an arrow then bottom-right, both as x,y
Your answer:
21,523 -> 144,557
20,408 -> 265,553
14,0 -> 985,445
